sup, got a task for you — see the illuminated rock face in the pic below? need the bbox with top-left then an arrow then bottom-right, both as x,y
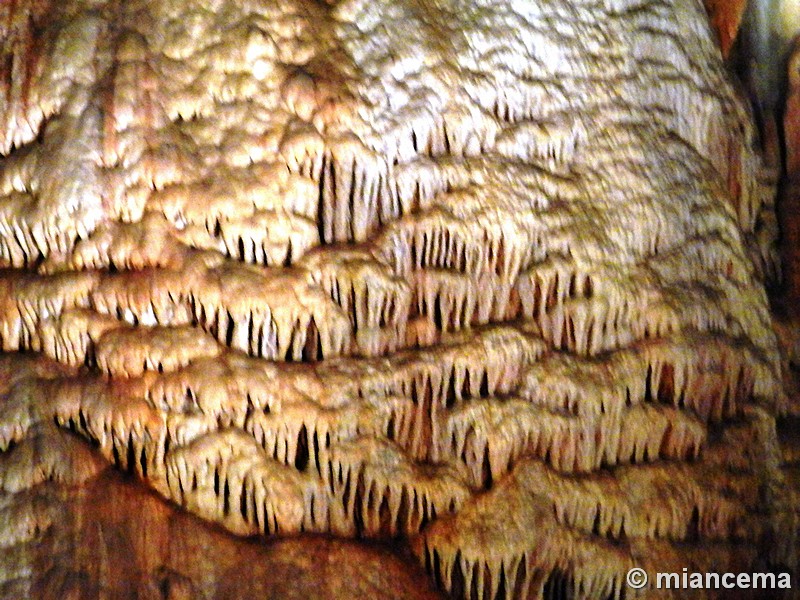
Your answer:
737,0 -> 800,116
0,0 -> 792,598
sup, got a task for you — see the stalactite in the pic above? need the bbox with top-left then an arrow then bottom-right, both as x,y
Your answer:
0,0 -> 791,598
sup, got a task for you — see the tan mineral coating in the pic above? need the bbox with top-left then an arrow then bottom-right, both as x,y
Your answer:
0,0 -> 796,599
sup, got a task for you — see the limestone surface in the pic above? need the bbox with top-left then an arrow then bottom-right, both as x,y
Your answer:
0,0 -> 793,598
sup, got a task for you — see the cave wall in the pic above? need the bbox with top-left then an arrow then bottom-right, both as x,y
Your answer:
0,0 -> 797,599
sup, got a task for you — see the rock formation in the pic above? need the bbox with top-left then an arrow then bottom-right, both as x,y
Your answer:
703,0 -> 747,59
0,0 -> 795,598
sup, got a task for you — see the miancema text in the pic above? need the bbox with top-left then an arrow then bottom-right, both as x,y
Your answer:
657,570 -> 791,590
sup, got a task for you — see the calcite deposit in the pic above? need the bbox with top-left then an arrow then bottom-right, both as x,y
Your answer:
0,0 -> 796,598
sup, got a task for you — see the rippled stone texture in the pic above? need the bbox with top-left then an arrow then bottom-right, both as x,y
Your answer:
0,0 -> 794,598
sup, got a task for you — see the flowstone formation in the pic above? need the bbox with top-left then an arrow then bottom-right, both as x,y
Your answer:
0,0 -> 794,598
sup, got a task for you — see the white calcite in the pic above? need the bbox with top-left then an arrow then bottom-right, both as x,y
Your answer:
0,0 -> 794,598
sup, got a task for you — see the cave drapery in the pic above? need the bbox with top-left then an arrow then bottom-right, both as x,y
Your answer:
0,0 -> 798,598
